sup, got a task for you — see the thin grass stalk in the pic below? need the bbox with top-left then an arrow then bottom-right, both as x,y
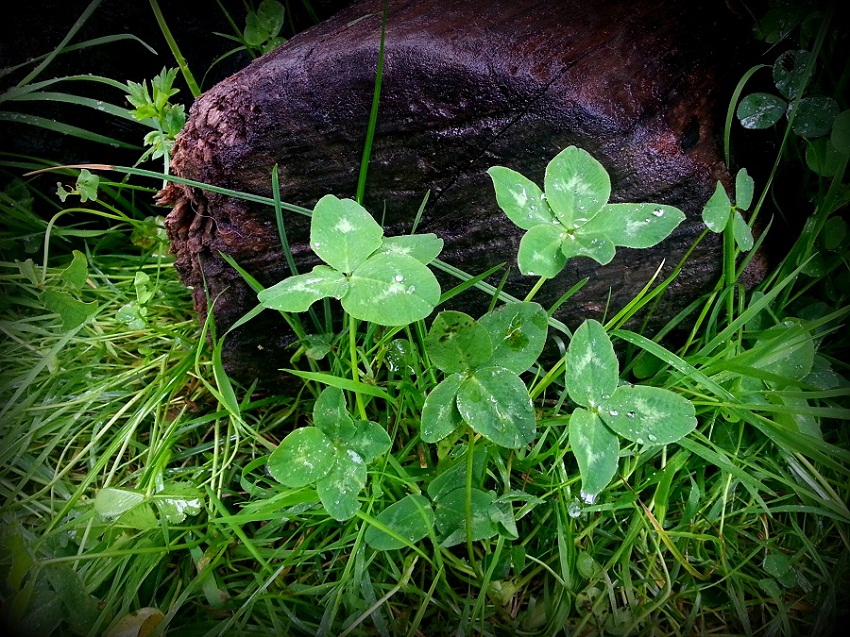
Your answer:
16,0 -> 103,87
147,0 -> 201,98
355,0 -> 388,205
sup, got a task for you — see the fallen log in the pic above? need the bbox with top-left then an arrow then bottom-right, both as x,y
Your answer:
160,0 -> 763,388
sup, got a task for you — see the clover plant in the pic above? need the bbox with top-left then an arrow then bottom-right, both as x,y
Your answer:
487,145 -> 685,277
737,50 -> 841,140
733,317 -> 824,438
243,0 -> 287,54
364,493 -> 435,550
420,302 -> 548,449
258,194 -> 442,326
701,167 -> 755,251
566,320 -> 697,499
266,386 -> 391,520
364,445 -> 532,550
424,447 -> 534,547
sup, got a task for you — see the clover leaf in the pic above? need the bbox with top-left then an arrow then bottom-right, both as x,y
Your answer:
258,195 -> 442,326
420,303 -> 547,449
701,169 -> 755,251
488,146 -> 685,277
266,387 -> 391,520
565,320 -> 697,498
737,50 -> 840,140
365,494 -> 435,550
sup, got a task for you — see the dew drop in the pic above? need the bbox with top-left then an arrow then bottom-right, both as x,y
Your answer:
626,410 -> 636,418
394,274 -> 404,282
647,433 -> 658,443
636,437 -> 644,445
608,409 -> 619,416
580,490 -> 597,505
567,499 -> 582,518
652,208 -> 665,217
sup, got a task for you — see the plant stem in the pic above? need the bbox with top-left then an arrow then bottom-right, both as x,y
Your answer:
524,275 -> 548,302
349,312 -> 368,420
723,221 -> 736,324
148,0 -> 201,98
355,0 -> 388,204
529,355 -> 566,401
466,429 -> 476,571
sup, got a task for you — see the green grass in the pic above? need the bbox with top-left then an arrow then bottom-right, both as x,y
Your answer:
2,165 -> 848,637
2,1 -> 850,636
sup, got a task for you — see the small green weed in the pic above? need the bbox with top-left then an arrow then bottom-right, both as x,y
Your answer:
125,67 -> 187,167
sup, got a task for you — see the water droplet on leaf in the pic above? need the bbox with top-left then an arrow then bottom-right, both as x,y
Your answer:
580,490 -> 597,505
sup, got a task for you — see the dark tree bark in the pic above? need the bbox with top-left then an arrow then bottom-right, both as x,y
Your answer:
160,0 -> 763,389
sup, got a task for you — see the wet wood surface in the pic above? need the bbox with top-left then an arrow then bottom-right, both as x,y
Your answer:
160,0 -> 760,387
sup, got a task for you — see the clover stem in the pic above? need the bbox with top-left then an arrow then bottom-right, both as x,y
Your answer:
349,312 -> 368,420
723,219 -> 736,324
523,275 -> 549,303
465,428 -> 476,570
